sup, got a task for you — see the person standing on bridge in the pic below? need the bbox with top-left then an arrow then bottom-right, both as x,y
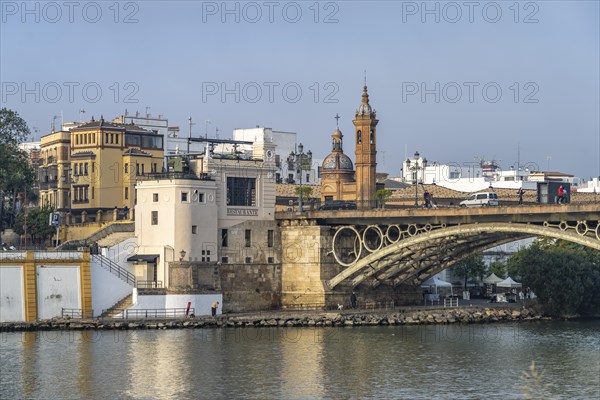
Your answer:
517,188 -> 525,205
558,185 -> 564,204
351,292 -> 357,309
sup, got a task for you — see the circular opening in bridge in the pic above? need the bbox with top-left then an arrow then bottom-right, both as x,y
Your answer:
407,224 -> 418,236
576,222 -> 588,236
386,225 -> 401,243
363,225 -> 384,253
332,226 -> 362,267
424,224 -> 432,232
559,221 -> 569,231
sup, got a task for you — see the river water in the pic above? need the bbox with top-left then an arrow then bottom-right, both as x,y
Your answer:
1,321 -> 599,399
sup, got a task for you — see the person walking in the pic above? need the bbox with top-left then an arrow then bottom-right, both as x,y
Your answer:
350,292 -> 357,309
211,301 -> 219,317
423,190 -> 431,208
557,185 -> 564,204
517,188 -> 524,205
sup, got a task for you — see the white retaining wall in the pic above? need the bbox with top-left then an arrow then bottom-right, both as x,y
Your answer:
130,292 -> 223,316
36,265 -> 81,319
91,261 -> 134,317
0,266 -> 25,322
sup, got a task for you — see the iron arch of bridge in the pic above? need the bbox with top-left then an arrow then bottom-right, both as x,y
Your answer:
327,222 -> 600,289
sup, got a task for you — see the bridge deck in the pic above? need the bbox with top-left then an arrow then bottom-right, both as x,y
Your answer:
276,204 -> 600,225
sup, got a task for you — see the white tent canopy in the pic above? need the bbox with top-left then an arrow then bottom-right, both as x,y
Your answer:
421,277 -> 452,287
497,277 -> 522,288
421,276 -> 453,295
483,273 -> 503,284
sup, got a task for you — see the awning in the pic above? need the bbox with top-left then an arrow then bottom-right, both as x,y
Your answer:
127,254 -> 159,263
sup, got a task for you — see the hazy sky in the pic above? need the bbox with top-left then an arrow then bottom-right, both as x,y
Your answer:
1,1 -> 599,179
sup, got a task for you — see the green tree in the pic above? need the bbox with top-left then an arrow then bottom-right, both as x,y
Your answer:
0,109 -> 34,242
375,189 -> 393,208
451,254 -> 486,290
295,185 -> 314,203
13,206 -> 55,246
508,242 -> 600,317
488,260 -> 507,278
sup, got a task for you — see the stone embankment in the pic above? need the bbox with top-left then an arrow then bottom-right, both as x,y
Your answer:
0,306 -> 551,332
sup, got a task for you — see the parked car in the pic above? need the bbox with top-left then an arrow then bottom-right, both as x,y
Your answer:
318,200 -> 357,210
460,192 -> 499,207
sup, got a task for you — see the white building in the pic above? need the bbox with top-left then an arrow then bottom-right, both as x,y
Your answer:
228,127 -> 320,185
132,138 -> 278,288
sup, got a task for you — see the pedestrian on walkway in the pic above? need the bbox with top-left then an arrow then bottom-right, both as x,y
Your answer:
211,301 -> 219,317
350,292 -> 357,309
557,185 -> 564,204
517,188 -> 525,205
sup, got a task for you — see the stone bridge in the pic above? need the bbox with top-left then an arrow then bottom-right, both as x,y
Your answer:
276,204 -> 600,308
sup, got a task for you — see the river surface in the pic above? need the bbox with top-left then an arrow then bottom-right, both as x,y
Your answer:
1,320 -> 599,399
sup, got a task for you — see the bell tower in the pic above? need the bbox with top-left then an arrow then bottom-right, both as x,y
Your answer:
353,83 -> 378,208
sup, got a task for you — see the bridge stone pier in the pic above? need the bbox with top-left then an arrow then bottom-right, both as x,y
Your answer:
277,204 -> 600,309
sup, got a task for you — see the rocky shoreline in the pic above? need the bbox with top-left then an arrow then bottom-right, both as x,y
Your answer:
0,306 -> 557,332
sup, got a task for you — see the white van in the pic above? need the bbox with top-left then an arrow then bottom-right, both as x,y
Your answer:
460,192 -> 499,207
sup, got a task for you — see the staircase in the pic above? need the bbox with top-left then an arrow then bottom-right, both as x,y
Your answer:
58,222 -> 134,250
91,254 -> 136,286
101,294 -> 133,318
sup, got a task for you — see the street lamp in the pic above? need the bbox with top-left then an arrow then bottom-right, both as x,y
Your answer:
405,151 -> 427,208
287,143 -> 312,215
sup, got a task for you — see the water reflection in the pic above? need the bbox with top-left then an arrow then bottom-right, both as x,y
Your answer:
0,321 -> 598,399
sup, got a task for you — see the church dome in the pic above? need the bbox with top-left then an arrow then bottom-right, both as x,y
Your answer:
322,152 -> 354,171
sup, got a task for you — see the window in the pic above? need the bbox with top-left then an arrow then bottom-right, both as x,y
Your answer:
268,257 -> 274,264
306,173 -> 310,183
91,187 -> 94,199
74,164 -> 79,175
152,163 -> 157,173
245,257 -> 252,264
105,133 -> 109,143
192,225 -> 197,234
245,229 -> 251,247
267,230 -> 274,248
125,163 -> 128,173
221,256 -> 229,264
370,130 -> 375,144
181,192 -> 188,202
125,187 -> 129,199
84,187 -> 88,200
198,193 -> 205,202
92,163 -> 95,173
226,177 -> 256,206
221,229 -> 228,247
115,135 -> 119,144
357,130 -> 362,144
141,164 -> 145,175
151,211 -> 158,225
153,193 -> 159,202
136,163 -> 139,175
84,163 -> 88,175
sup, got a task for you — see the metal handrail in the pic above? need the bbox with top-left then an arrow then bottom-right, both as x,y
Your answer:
136,280 -> 163,288
61,308 -> 93,318
91,254 -> 136,286
101,308 -> 195,319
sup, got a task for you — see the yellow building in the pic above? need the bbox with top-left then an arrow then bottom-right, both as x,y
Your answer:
39,117 -> 164,224
39,131 -> 71,211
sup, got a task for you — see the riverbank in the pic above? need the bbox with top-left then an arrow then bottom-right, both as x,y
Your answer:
0,305 -> 559,332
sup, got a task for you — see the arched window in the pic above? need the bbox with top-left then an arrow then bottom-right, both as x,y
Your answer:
370,130 -> 374,144
357,130 -> 362,144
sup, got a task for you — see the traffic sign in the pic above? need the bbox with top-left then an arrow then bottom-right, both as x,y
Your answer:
49,212 -> 60,226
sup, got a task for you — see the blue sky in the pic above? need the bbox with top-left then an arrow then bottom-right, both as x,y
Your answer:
1,1 -> 599,179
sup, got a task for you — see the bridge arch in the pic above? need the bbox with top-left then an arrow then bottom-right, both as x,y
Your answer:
327,222 -> 600,289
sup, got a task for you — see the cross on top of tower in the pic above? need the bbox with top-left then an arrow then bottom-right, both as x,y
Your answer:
335,113 -> 340,127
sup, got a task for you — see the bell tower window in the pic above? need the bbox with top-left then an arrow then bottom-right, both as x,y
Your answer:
357,130 -> 362,144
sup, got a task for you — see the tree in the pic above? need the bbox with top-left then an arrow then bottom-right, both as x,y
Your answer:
13,206 -> 55,246
375,189 -> 393,208
295,185 -> 314,203
508,241 -> 600,317
451,254 -> 486,290
0,109 -> 34,242
488,260 -> 507,279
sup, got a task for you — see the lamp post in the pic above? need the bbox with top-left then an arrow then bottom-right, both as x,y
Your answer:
287,143 -> 312,215
405,151 -> 427,208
